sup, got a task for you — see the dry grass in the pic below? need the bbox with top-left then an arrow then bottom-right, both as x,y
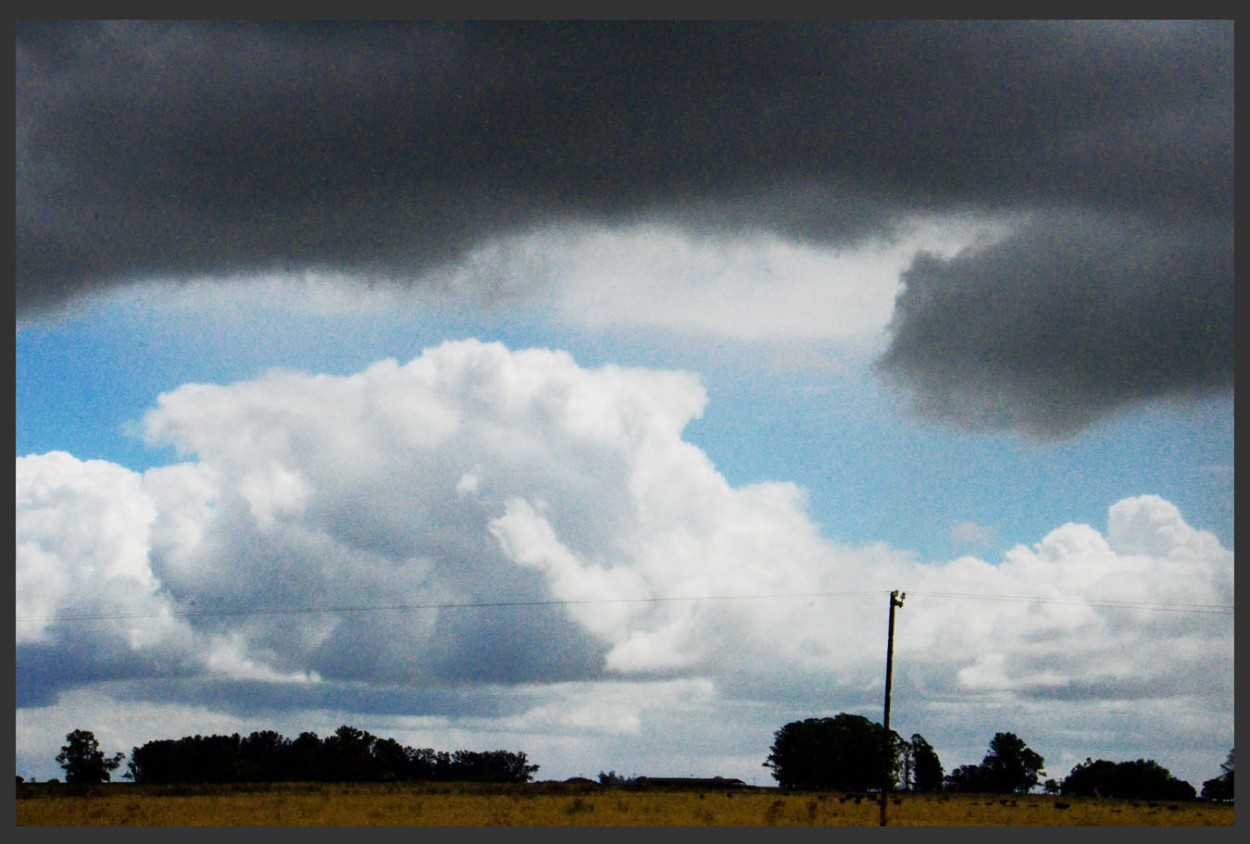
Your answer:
15,782 -> 1234,826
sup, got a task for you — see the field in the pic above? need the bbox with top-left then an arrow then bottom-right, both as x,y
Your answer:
15,781 -> 1234,826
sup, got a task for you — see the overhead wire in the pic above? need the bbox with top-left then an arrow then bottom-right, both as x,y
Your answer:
15,588 -> 1232,624
902,590 -> 1233,615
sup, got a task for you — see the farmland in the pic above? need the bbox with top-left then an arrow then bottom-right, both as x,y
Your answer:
15,781 -> 1234,826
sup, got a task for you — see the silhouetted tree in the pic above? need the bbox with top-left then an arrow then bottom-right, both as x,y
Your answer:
370,736 -> 410,783
944,763 -> 989,793
599,770 -> 638,786
56,730 -> 124,785
323,725 -> 379,782
239,730 -> 291,782
909,734 -> 944,792
1201,748 -> 1234,801
898,736 -> 916,790
407,747 -> 449,781
187,733 -> 243,783
287,731 -> 327,782
944,733 -> 1044,794
124,725 -> 538,784
981,732 -> 1045,793
1061,758 -> 1195,801
126,739 -> 180,783
448,749 -> 540,783
764,714 -> 901,791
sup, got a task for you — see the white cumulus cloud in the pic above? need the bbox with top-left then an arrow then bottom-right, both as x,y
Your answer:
16,340 -> 1232,786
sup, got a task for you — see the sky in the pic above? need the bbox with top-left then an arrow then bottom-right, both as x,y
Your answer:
14,20 -> 1234,791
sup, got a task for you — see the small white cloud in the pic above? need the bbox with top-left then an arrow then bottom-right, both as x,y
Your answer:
455,471 -> 480,497
1106,494 -> 1224,560
950,520 -> 995,547
205,633 -> 322,684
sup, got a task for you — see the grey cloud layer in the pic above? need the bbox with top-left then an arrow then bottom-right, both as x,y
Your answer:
17,20 -> 1233,433
877,211 -> 1234,437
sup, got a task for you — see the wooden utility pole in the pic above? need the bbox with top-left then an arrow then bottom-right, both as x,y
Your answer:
880,589 -> 905,826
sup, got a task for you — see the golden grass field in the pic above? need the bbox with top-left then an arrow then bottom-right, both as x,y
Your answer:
14,781 -> 1234,826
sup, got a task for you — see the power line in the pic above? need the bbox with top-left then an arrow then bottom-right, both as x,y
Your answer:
14,589 -> 884,624
904,590 -> 1234,615
15,588 -> 1232,625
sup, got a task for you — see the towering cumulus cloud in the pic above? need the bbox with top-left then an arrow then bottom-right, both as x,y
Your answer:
17,21 -> 1232,436
17,343 -> 1232,782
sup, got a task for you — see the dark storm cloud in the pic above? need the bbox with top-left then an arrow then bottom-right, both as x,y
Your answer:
115,678 -> 515,720
300,603 -> 608,686
17,20 -> 1233,432
876,210 -> 1234,438
16,636 -> 199,708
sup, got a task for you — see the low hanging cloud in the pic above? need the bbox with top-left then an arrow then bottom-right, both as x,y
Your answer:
876,210 -> 1234,438
16,342 -> 1232,779
16,21 -> 1233,436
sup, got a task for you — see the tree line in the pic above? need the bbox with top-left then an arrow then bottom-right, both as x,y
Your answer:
37,719 -> 1234,802
764,714 -> 1233,802
50,725 -> 538,785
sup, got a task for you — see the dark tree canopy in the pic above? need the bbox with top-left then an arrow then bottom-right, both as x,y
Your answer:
56,729 -> 125,785
764,714 -> 901,792
908,734 -> 944,792
1201,748 -> 1234,801
981,732 -> 1045,794
944,763 -> 990,793
944,732 -> 1045,794
1061,758 -> 1195,801
125,725 -> 538,785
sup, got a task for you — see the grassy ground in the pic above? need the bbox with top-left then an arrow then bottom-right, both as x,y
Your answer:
15,781 -> 1235,826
